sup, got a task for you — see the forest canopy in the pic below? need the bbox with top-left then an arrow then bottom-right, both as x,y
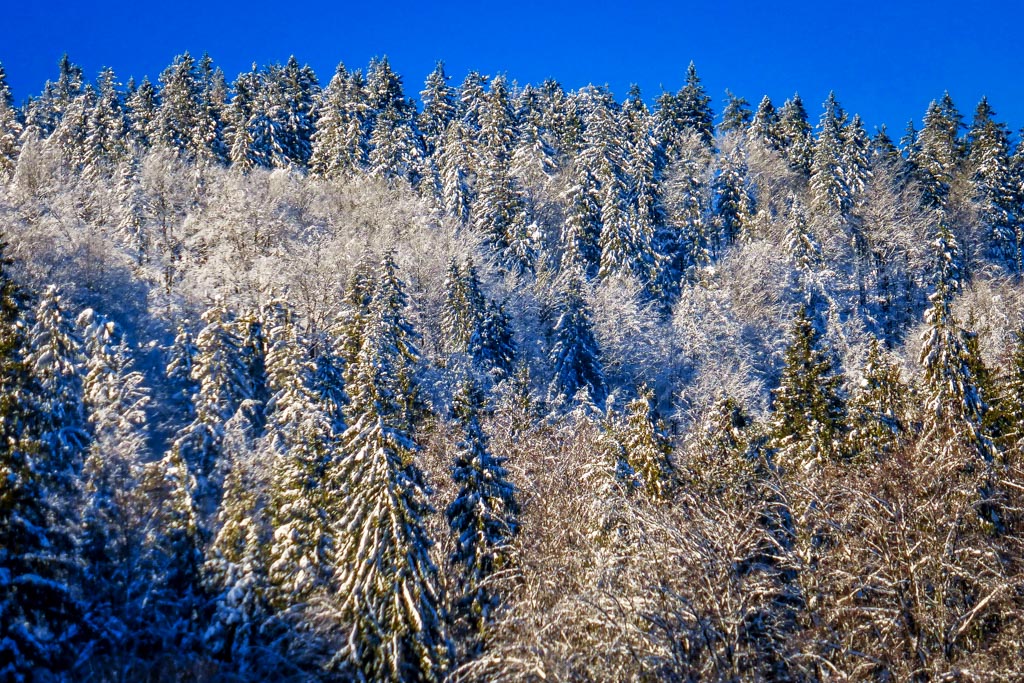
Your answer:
0,52 -> 1023,681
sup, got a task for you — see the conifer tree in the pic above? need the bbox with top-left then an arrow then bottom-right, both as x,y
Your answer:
471,301 -> 517,381
547,273 -> 607,408
913,99 -> 961,208
714,144 -> 754,248
720,90 -> 752,134
560,159 -> 603,278
311,63 -> 367,179
769,307 -> 846,465
172,301 -> 252,515
917,221 -> 997,464
125,76 -> 157,150
967,98 -> 1018,271
331,253 -> 451,681
155,52 -> 202,158
419,61 -> 456,157
0,239 -> 85,680
27,286 -> 90,483
436,119 -> 474,222
672,62 -> 714,148
749,95 -> 780,149
778,93 -> 813,173
76,310 -> 151,629
0,63 -> 24,181
620,385 -> 674,500
846,338 -> 908,460
202,446 -> 268,667
446,376 -> 519,633
810,92 -> 852,218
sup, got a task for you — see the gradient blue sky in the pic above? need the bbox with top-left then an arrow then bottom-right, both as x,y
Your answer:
4,0 -> 1022,135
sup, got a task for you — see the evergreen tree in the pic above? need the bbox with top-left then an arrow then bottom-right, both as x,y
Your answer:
471,301 -> 517,381
917,221 -> 997,465
436,119 -> 474,222
913,98 -> 961,209
172,301 -> 252,515
331,253 -> 451,681
720,90 -> 752,134
547,273 -> 607,408
778,93 -> 813,173
967,98 -> 1018,271
155,52 -> 202,158
418,61 -> 456,157
311,63 -> 367,179
713,144 -> 754,248
809,92 -> 852,218
441,258 -> 487,355
0,63 -> 24,181
749,95 -> 781,149
124,76 -> 157,151
446,376 -> 519,633
0,240 -> 85,680
202,446 -> 268,667
560,159 -> 603,278
676,62 -> 715,147
769,307 -> 846,466
27,286 -> 90,482
846,338 -> 908,460
76,310 -> 150,622
620,385 -> 674,500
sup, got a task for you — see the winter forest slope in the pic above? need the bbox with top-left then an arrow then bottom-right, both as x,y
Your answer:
0,52 -> 1023,681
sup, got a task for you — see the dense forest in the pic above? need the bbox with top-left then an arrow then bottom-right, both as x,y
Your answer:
0,51 -> 1023,681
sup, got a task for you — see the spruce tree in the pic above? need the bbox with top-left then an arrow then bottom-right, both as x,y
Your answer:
0,63 -> 24,181
446,376 -> 519,633
917,221 -> 997,465
967,98 -> 1018,271
778,93 -> 813,173
620,385 -> 674,500
720,90 -> 752,134
809,92 -> 852,218
769,307 -> 846,466
846,338 -> 908,460
418,61 -> 456,157
547,273 -> 607,408
749,95 -> 780,149
331,254 -> 451,681
0,240 -> 85,680
155,52 -> 202,158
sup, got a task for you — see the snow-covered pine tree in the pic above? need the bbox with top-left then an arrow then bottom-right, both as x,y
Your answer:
446,375 -> 519,634
967,97 -> 1019,271
26,285 -> 90,487
76,309 -> 151,635
547,272 -> 607,409
470,301 -> 517,382
202,442 -> 268,668
0,63 -> 22,181
436,119 -> 474,223
560,158 -> 603,278
620,385 -> 674,500
83,67 -> 127,179
418,61 -> 456,158
441,257 -> 487,355
0,241 -> 85,680
155,52 -> 202,158
778,93 -> 813,173
749,95 -> 780,150
917,220 -> 997,465
124,76 -> 157,151
720,90 -> 752,134
913,99 -> 960,209
172,301 -> 252,516
310,63 -> 367,179
768,306 -> 846,466
846,337 -> 908,461
330,253 -> 451,682
810,92 -> 852,219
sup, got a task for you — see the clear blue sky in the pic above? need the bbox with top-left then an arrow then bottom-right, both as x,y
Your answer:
5,0 -> 1023,136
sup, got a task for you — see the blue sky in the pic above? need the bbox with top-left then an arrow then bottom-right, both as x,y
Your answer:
4,0 -> 1023,136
